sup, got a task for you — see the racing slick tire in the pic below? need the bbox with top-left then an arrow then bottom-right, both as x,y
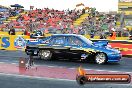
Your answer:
95,53 -> 107,65
39,50 -> 52,60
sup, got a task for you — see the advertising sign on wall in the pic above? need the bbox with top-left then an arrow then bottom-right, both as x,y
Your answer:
14,36 -> 26,49
0,35 -> 29,51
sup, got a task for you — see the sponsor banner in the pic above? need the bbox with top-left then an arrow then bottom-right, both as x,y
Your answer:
92,39 -> 132,56
109,42 -> 132,56
0,35 -> 30,51
14,36 -> 26,50
76,67 -> 131,85
76,74 -> 131,85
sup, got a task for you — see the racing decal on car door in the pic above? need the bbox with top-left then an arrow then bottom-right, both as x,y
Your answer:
70,47 -> 97,53
83,48 -> 97,53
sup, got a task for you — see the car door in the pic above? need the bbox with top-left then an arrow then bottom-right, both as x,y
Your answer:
50,36 -> 68,57
67,36 -> 86,59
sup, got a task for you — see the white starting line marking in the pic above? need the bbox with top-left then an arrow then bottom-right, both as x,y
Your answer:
0,61 -> 132,74
0,62 -> 17,65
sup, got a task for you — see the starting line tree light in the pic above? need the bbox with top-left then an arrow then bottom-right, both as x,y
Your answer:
19,57 -> 26,68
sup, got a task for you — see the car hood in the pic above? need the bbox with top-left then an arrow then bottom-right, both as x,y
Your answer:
93,41 -> 108,47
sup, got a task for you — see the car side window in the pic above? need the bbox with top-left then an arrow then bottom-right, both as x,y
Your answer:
41,37 -> 51,44
52,37 -> 65,45
68,37 -> 83,46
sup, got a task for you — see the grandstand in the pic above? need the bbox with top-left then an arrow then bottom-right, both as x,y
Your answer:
118,0 -> 132,31
0,4 -> 131,40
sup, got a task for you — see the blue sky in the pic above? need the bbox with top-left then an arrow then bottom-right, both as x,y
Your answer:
0,0 -> 118,12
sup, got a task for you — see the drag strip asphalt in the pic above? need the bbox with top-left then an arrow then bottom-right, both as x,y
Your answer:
0,72 -> 131,88
0,50 -> 132,88
0,50 -> 132,73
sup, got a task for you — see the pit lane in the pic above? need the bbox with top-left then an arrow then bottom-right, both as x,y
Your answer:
0,50 -> 132,73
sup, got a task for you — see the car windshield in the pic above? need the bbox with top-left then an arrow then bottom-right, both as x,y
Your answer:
78,35 -> 93,46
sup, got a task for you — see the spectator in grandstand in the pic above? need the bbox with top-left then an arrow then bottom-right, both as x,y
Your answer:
82,8 -> 85,14
1,5 -> 122,38
90,32 -> 95,38
100,33 -> 106,39
8,26 -> 15,35
109,28 -> 116,40
22,29 -> 28,35
129,35 -> 132,40
122,28 -> 129,37
29,20 -> 36,32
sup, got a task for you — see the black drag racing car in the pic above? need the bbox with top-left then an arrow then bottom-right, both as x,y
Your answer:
25,34 -> 122,64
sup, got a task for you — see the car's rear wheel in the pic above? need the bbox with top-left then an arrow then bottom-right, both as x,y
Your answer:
95,53 -> 107,64
39,50 -> 52,60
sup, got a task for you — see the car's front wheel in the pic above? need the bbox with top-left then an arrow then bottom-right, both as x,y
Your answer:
39,50 -> 52,60
95,53 -> 107,64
